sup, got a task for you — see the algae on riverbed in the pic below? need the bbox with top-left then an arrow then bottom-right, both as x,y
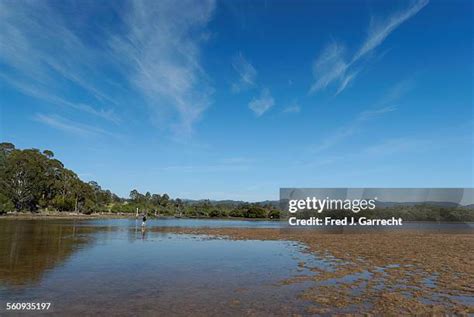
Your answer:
156,227 -> 474,315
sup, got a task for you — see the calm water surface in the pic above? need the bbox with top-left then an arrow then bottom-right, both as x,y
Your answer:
0,219 -> 318,316
2,218 -> 471,316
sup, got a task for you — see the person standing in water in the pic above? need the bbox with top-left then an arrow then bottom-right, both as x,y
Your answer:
141,212 -> 147,227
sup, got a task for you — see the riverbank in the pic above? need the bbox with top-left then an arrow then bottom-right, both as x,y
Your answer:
0,211 -> 132,219
0,212 -> 280,222
153,226 -> 474,315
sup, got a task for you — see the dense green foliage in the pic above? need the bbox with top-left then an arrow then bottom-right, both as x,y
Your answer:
112,194 -> 279,219
0,143 -> 280,218
0,143 -> 119,214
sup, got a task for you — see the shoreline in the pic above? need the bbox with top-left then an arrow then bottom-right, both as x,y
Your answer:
0,212 -> 281,221
0,212 -> 131,220
1,213 -> 473,225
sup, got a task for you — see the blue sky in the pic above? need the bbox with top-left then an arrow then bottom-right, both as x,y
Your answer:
1,0 -> 472,201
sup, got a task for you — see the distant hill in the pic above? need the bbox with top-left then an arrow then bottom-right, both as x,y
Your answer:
183,199 -> 473,210
181,199 -> 279,208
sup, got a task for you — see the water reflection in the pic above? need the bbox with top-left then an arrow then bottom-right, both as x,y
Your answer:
0,220 -> 100,287
0,219 -> 316,315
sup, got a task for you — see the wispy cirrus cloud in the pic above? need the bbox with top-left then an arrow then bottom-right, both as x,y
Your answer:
155,157 -> 253,173
0,74 -> 120,123
0,1 -> 119,122
335,71 -> 359,96
34,113 -> 120,139
230,51 -> 277,117
300,136 -> 432,170
310,42 -> 349,93
362,137 -> 432,156
312,106 -> 396,153
0,0 -> 216,135
353,0 -> 429,62
312,80 -> 412,152
231,52 -> 257,92
248,88 -> 275,117
310,0 -> 428,95
283,101 -> 301,114
110,0 -> 216,135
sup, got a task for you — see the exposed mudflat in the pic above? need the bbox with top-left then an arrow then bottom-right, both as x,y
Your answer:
155,227 -> 474,315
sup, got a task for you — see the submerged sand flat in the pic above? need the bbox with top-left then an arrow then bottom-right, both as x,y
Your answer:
155,227 -> 474,316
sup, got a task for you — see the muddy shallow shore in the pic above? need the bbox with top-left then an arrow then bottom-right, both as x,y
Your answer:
154,227 -> 474,315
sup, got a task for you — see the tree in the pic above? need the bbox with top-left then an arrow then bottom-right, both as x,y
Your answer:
88,181 -> 101,192
159,193 -> 170,208
151,194 -> 161,206
0,143 -> 114,213
42,150 -> 54,158
0,149 -> 49,211
0,142 -> 292,219
209,208 -> 224,217
0,142 -> 15,165
175,198 -> 183,209
130,189 -> 140,202
244,205 -> 267,218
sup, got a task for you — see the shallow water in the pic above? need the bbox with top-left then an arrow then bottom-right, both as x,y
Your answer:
86,217 -> 283,228
1,218 -> 472,315
0,219 -> 317,316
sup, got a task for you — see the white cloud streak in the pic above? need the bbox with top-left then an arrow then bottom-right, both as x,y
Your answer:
1,0 -> 216,135
0,1 -> 119,122
110,0 -> 216,135
231,52 -> 257,92
230,51 -> 279,117
312,80 -> 412,152
310,42 -> 348,93
34,113 -> 120,138
283,101 -> 301,114
353,0 -> 429,62
335,71 -> 358,96
0,74 -> 120,123
248,88 -> 275,116
155,157 -> 253,173
362,137 -> 431,156
312,106 -> 396,153
310,0 -> 428,95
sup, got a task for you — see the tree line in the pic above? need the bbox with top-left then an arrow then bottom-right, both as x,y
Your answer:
0,143 -> 280,218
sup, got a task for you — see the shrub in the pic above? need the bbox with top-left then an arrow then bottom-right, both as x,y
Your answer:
244,205 -> 267,218
51,196 -> 75,211
268,209 -> 280,219
0,193 -> 14,214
